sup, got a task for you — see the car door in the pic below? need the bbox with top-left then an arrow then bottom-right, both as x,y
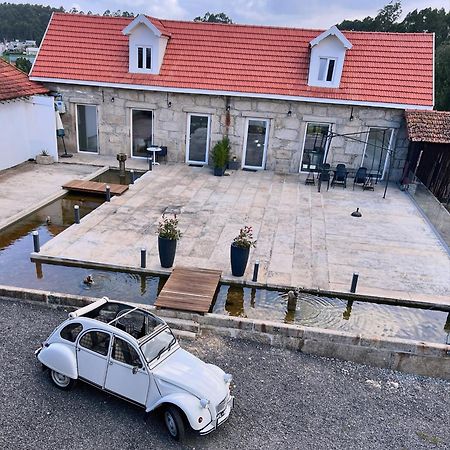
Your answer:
104,335 -> 150,405
76,330 -> 111,386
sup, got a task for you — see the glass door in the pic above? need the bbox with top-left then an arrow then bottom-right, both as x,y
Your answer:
131,109 -> 153,158
243,119 -> 269,169
300,123 -> 331,172
186,114 -> 210,164
76,104 -> 98,153
362,128 -> 393,179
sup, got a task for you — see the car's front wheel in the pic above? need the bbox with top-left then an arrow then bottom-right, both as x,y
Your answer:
49,369 -> 74,390
163,406 -> 185,441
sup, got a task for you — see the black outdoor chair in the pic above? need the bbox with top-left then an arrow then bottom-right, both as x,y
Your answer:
318,166 -> 331,192
331,164 -> 348,188
353,167 -> 368,190
157,146 -> 168,163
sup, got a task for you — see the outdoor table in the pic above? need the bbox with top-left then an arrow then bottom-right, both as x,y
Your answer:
146,146 -> 162,166
363,172 -> 382,190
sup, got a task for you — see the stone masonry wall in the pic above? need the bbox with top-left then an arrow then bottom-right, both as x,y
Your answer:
48,83 -> 407,179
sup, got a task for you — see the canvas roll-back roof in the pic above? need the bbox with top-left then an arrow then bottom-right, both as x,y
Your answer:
30,13 -> 434,108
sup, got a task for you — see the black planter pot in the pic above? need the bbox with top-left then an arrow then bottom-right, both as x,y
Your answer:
158,237 -> 177,268
230,243 -> 250,277
213,166 -> 225,176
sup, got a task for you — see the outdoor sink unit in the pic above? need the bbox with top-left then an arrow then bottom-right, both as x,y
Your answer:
36,297 -> 234,440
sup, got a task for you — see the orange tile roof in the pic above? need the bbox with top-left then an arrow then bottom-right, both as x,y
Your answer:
405,110 -> 450,144
31,13 -> 434,108
0,59 -> 49,101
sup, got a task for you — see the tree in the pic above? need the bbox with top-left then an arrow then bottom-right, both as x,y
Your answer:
15,57 -> 32,74
339,1 -> 402,31
194,12 -> 232,24
435,40 -> 450,110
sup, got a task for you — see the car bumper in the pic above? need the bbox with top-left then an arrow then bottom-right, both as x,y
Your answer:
35,346 -> 42,357
199,395 -> 234,435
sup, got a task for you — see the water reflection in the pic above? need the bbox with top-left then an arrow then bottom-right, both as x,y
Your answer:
213,285 -> 449,344
342,300 -> 354,320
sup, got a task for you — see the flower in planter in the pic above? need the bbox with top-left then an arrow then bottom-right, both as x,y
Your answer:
157,214 -> 182,240
232,225 -> 256,249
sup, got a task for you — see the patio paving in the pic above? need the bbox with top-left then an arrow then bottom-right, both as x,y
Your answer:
34,164 -> 450,302
0,161 -> 97,228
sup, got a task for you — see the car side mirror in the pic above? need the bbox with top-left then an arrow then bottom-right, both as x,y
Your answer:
132,365 -> 141,374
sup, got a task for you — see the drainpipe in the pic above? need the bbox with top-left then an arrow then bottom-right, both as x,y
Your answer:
224,97 -> 231,137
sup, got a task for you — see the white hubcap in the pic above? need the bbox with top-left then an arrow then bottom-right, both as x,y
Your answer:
51,370 -> 70,387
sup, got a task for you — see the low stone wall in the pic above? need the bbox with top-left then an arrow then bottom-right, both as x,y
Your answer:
1,285 -> 448,380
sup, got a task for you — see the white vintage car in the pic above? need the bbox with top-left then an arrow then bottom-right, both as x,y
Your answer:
35,297 -> 234,440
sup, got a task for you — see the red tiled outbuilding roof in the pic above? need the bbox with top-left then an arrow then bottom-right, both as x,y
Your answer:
0,59 -> 49,101
405,110 -> 450,144
31,13 -> 434,108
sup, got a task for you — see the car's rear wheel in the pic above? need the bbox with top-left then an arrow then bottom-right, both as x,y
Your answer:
164,406 -> 185,441
49,369 -> 74,390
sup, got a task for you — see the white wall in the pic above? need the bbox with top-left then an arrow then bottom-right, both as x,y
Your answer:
0,95 -> 58,171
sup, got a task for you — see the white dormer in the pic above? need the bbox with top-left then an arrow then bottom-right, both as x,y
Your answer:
122,14 -> 169,75
307,25 -> 352,88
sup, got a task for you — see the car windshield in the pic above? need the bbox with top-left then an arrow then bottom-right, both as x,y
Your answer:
140,327 -> 176,363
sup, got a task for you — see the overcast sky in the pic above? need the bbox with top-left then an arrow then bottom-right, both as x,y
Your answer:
9,0 -> 450,28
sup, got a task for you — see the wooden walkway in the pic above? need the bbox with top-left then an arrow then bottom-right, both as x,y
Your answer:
155,267 -> 222,313
62,180 -> 129,195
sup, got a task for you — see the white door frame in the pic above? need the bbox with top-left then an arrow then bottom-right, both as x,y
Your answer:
185,113 -> 211,164
75,104 -> 99,154
361,127 -> 394,180
242,118 -> 269,170
298,122 -> 332,173
130,108 -> 154,159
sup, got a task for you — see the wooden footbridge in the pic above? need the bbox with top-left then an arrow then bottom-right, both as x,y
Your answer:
155,267 -> 222,313
62,180 -> 129,195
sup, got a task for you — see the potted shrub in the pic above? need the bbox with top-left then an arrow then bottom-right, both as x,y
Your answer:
211,137 -> 230,176
157,214 -> 182,268
36,150 -> 54,165
230,226 -> 256,277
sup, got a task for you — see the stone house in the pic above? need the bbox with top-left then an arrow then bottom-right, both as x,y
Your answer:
30,13 -> 434,179
0,59 -> 57,170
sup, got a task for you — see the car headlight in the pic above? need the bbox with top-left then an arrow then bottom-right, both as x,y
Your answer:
200,399 -> 210,408
224,373 -> 232,384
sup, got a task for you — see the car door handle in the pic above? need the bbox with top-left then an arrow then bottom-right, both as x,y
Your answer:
108,361 -> 113,365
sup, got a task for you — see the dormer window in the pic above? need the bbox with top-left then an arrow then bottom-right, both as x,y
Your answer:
308,26 -> 352,88
137,46 -> 152,70
122,14 -> 170,75
318,57 -> 336,82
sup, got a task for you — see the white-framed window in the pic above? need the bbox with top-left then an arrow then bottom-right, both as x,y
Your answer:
131,109 -> 154,158
76,104 -> 99,153
362,127 -> 394,180
318,57 -> 336,82
137,46 -> 152,70
299,122 -> 331,172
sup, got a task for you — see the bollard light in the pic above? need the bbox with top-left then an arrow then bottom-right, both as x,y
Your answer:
140,248 -> 147,268
130,169 -> 135,185
106,185 -> 111,202
252,260 -> 260,282
350,272 -> 359,293
148,157 -> 153,171
32,230 -> 40,253
74,205 -> 80,224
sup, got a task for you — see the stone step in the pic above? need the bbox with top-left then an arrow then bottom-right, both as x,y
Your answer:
164,316 -> 200,334
172,329 -> 197,341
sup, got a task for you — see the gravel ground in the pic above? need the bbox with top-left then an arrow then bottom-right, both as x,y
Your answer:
0,297 -> 449,450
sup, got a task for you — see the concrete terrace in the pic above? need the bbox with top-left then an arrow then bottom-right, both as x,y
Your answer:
34,164 -> 450,302
0,161 -> 95,228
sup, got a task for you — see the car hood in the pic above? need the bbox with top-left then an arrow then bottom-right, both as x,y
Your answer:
152,348 -> 227,404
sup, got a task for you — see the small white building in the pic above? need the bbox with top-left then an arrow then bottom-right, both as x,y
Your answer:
0,59 -> 58,171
